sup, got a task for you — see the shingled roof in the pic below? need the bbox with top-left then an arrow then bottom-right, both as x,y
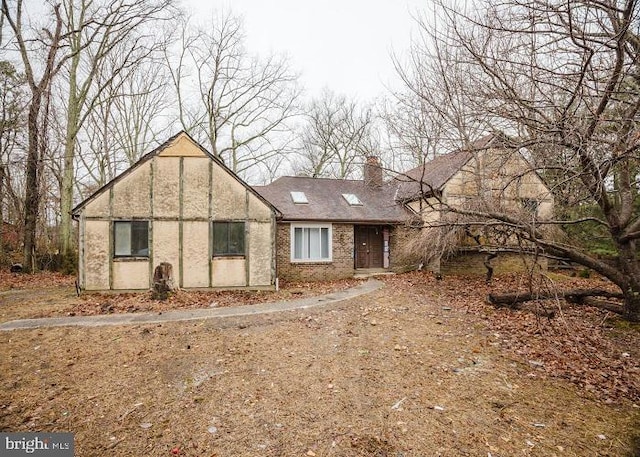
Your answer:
255,176 -> 410,223
394,133 -> 503,202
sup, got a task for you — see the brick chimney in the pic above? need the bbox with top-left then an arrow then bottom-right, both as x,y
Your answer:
364,156 -> 383,188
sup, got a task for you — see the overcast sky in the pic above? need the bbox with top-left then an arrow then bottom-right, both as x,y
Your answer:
184,0 -> 424,101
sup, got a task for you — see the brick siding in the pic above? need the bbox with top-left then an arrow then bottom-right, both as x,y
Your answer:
276,223 -> 355,281
441,251 -> 548,276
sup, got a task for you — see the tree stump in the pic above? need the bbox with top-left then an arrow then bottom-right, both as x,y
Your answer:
152,262 -> 175,300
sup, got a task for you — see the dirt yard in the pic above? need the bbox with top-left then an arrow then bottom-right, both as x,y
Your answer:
0,271 -> 638,456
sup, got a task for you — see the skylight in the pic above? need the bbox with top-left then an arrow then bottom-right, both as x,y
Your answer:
290,191 -> 308,204
342,193 -> 363,206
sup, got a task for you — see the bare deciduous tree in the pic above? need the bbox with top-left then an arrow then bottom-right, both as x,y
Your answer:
294,89 -> 378,179
57,0 -> 177,270
76,45 -> 172,193
166,13 -> 300,180
0,60 -> 25,264
399,0 -> 640,320
1,0 -> 66,272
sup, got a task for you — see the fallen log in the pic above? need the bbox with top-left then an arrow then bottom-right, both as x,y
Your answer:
574,297 -> 624,314
488,289 -> 623,308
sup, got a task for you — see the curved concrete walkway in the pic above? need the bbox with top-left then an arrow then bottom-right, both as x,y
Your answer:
0,279 -> 384,331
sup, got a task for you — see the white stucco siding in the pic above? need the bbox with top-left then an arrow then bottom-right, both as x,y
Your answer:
247,191 -> 272,220
248,220 -> 273,286
407,198 -> 442,225
182,221 -> 210,287
112,161 -> 151,218
83,191 -> 110,218
152,221 -> 180,274
112,260 -> 150,290
153,157 -> 180,218
83,220 -> 110,290
212,258 -> 246,287
211,166 -> 247,220
442,149 -> 553,218
182,157 -> 210,219
537,200 -> 554,219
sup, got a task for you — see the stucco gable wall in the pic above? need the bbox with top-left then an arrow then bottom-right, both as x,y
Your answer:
158,134 -> 207,157
442,148 -> 553,217
76,132 -> 276,291
83,191 -> 110,218
153,156 -> 180,218
408,197 -> 442,224
183,158 -> 210,219
211,165 -> 249,220
111,161 -> 152,218
248,190 -> 273,220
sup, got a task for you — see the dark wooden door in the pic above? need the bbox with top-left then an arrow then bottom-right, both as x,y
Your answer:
355,226 -> 383,269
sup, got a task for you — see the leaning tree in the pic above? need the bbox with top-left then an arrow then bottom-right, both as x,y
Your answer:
398,0 -> 640,320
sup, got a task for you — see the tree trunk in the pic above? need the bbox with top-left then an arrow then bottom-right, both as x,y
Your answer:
0,163 -> 5,266
22,101 -> 41,273
59,85 -> 80,273
622,288 -> 640,322
152,262 -> 175,300
616,241 -> 640,321
484,252 -> 497,284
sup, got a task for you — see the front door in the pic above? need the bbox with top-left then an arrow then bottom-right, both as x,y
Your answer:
355,225 -> 384,269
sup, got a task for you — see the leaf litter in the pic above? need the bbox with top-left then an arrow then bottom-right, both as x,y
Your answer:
0,270 -> 638,456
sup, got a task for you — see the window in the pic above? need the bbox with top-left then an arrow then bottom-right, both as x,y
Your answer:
114,221 -> 149,257
342,193 -> 363,206
213,221 -> 245,256
290,191 -> 308,204
291,224 -> 331,261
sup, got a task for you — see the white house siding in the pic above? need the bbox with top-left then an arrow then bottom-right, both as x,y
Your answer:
182,221 -> 210,288
182,157 -> 210,219
112,260 -> 149,290
152,221 -> 180,278
112,162 -> 151,218
82,220 -> 110,290
152,156 -> 180,218
212,258 -> 246,287
249,221 -> 274,286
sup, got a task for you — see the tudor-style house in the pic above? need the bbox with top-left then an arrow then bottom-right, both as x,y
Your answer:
73,132 -> 553,290
72,132 -> 278,291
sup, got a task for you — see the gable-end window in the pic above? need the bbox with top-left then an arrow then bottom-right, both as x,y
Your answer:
213,221 -> 245,256
290,191 -> 308,204
114,221 -> 149,257
291,224 -> 331,262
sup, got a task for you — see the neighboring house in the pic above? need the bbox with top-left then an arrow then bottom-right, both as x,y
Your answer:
255,157 -> 411,281
395,134 -> 554,273
72,131 -> 278,291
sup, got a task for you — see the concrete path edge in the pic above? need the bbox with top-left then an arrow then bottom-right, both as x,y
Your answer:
0,279 -> 384,331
